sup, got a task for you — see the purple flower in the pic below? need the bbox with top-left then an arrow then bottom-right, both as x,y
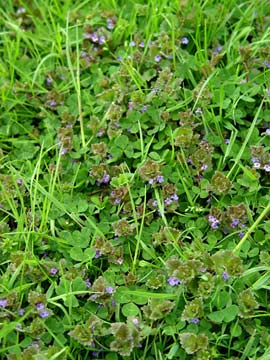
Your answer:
60,148 -> 68,156
222,271 -> 230,280
181,37 -> 189,45
49,100 -> 57,107
18,308 -> 25,316
140,105 -> 148,113
263,61 -> 270,68
90,32 -> 99,43
152,200 -> 158,207
98,36 -> 106,45
81,51 -> 88,58
224,138 -> 230,144
154,54 -> 162,62
211,222 -> 219,229
39,310 -> 50,318
114,198 -> 121,205
50,267 -> 58,275
264,164 -> 270,172
46,77 -> 53,86
139,42 -> 145,48
213,45 -> 222,55
105,286 -> 114,294
148,178 -> 154,185
36,303 -> 45,311
102,173 -> 110,184
107,19 -> 115,30
16,7 -> 26,14
195,108 -> 203,114
168,277 -> 180,286
117,55 -> 123,61
200,268 -> 207,273
201,164 -> 208,171
171,194 -> 179,201
231,219 -> 239,228
129,41 -> 136,47
128,101 -> 135,110
253,162 -> 261,169
94,250 -> 102,258
238,231 -> 244,239
156,175 -> 164,183
0,299 -> 8,308
85,279 -> 91,288
16,178 -> 23,185
190,317 -> 200,324
165,197 -> 172,206
265,129 -> 270,135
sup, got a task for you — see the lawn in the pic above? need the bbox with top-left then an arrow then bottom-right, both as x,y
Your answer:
1,0 -> 270,359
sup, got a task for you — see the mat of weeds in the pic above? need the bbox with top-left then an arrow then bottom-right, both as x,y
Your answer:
1,0 -> 270,359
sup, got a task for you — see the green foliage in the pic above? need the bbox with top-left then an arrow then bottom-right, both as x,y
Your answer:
1,0 -> 270,358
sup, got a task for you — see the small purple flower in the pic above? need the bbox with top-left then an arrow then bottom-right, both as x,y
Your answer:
156,175 -> 164,183
139,42 -> 145,48
46,77 -> 53,86
0,299 -> 8,308
49,100 -> 57,107
264,164 -> 270,172
190,317 -> 200,324
168,277 -> 180,286
265,129 -> 270,135
253,162 -> 261,169
36,303 -> 45,311
238,231 -> 244,239
85,279 -> 91,288
201,164 -> 208,171
16,178 -> 23,185
200,268 -> 207,273
50,267 -> 58,275
39,310 -> 50,318
211,222 -> 219,229
165,197 -> 172,206
132,318 -> 139,327
171,194 -> 179,201
263,61 -> 270,68
129,41 -> 136,47
16,7 -> 26,15
224,138 -> 230,144
222,271 -> 230,280
251,157 -> 258,163
81,51 -> 88,58
231,219 -> 239,228
18,308 -> 25,316
152,200 -> 158,207
94,250 -> 102,258
60,148 -> 68,156
117,55 -> 123,61
102,173 -> 110,184
213,45 -> 222,55
154,54 -> 162,62
98,36 -> 106,45
107,19 -> 115,30
141,105 -> 148,113
105,286 -> 114,294
181,37 -> 189,45
148,178 -> 154,185
97,129 -> 105,137
114,198 -> 121,205
90,32 -> 99,43
195,108 -> 203,114
16,324 -> 23,330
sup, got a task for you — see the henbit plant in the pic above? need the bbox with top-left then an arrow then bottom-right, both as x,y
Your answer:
1,0 -> 270,359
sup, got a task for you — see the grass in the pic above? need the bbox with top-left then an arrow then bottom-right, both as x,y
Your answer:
1,0 -> 270,359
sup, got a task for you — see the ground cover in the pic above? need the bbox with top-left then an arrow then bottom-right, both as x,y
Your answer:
0,0 -> 270,358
